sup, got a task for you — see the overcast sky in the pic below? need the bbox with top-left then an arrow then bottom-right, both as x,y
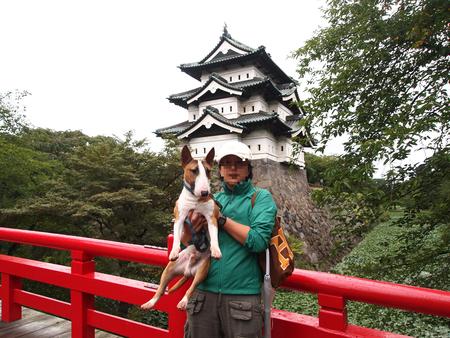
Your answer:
1,1 -> 429,177
1,1 -> 325,137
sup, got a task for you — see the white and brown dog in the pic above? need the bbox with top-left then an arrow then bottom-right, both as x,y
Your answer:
141,145 -> 221,310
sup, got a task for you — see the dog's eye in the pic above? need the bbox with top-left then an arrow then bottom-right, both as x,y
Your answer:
191,168 -> 199,174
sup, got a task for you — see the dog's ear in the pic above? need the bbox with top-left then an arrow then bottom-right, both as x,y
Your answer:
181,145 -> 193,168
205,147 -> 215,167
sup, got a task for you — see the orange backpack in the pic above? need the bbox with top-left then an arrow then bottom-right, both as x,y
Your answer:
251,190 -> 295,288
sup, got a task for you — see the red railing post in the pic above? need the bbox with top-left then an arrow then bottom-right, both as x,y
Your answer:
71,250 -> 95,338
1,273 -> 22,322
318,293 -> 347,331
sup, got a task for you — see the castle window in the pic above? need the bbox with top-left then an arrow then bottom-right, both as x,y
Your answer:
246,73 -> 249,78
252,106 -> 255,112
203,148 -> 206,154
281,146 -> 284,151
221,107 -> 224,113
238,75 -> 241,80
243,107 -> 246,113
195,148 -> 198,154
193,114 -> 196,120
248,144 -> 251,149
230,76 -> 232,82
258,144 -> 261,151
230,106 -> 233,112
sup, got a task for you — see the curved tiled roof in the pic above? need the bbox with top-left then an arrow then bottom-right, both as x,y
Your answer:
179,47 -> 294,85
180,46 -> 263,69
155,120 -> 194,135
168,74 -> 299,109
201,106 -> 243,129
168,87 -> 201,100
198,31 -> 255,64
156,108 -> 293,138
232,111 -> 278,124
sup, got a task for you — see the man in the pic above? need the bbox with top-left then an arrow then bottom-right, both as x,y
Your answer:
183,140 -> 277,338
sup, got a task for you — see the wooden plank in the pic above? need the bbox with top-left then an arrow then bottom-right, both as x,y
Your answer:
17,317 -> 68,338
1,314 -> 65,337
0,312 -> 49,331
0,302 -> 122,337
96,330 -> 125,338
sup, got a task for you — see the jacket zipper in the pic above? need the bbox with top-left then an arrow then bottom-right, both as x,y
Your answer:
218,191 -> 235,294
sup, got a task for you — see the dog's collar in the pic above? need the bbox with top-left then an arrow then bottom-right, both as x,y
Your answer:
183,180 -> 196,195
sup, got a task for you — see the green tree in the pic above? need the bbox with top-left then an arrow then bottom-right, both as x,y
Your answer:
296,0 -> 448,165
0,138 -> 60,208
304,152 -> 339,186
1,130 -> 182,318
293,1 -> 449,334
0,92 -> 59,209
0,90 -> 30,135
294,0 -> 449,245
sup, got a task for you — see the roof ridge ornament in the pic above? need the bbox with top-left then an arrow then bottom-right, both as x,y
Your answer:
222,23 -> 231,39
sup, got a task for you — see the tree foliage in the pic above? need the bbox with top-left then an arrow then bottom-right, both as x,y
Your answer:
0,90 -> 30,135
296,0 -> 449,166
0,138 -> 60,208
0,127 -> 182,320
295,0 -> 449,247
2,131 -> 181,245
294,1 -> 449,334
304,152 -> 339,186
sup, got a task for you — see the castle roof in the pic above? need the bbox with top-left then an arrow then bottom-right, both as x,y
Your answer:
178,30 -> 294,84
155,106 -> 298,139
168,73 -> 300,113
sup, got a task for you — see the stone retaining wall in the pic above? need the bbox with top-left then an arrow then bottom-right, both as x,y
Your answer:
251,159 -> 336,269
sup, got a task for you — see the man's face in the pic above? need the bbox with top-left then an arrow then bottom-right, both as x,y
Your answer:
219,155 -> 250,188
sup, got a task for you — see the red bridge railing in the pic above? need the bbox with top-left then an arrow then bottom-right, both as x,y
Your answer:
0,227 -> 449,338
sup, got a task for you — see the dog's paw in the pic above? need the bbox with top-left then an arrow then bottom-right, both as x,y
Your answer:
211,246 -> 222,260
169,248 -> 180,261
177,297 -> 188,310
141,298 -> 157,310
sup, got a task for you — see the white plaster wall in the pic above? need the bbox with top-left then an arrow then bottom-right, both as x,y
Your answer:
240,95 -> 268,114
188,134 -> 241,160
283,139 -> 305,168
187,131 -> 305,167
188,105 -> 200,122
199,97 -> 239,119
243,130 -> 278,161
201,66 -> 265,84
268,102 -> 294,121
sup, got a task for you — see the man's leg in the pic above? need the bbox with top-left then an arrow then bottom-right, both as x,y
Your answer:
220,294 -> 263,338
184,290 -> 222,338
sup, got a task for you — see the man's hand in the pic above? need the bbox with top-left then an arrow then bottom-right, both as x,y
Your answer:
191,211 -> 207,231
180,211 -> 207,246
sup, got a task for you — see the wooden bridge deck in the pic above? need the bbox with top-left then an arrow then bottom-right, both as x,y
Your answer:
0,301 -> 121,338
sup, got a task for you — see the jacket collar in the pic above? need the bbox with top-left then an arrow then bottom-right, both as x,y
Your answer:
221,179 -> 255,198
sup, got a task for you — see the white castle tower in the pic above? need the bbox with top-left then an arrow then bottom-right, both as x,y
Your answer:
156,26 -> 312,167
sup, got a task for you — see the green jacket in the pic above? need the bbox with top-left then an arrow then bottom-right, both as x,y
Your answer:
198,179 -> 277,295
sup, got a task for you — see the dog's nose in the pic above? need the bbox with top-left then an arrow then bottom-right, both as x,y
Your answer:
201,190 -> 209,197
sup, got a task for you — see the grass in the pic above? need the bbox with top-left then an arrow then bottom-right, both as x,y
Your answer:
273,209 -> 450,337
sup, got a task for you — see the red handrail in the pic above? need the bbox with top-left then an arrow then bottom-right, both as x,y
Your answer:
0,227 -> 449,338
283,269 -> 450,318
0,226 -> 168,266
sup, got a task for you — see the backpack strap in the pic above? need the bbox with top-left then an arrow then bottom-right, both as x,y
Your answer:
251,188 -> 260,208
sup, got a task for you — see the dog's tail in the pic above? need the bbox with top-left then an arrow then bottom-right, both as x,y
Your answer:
168,276 -> 189,294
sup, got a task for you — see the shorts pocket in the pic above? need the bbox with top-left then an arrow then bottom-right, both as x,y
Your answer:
229,301 -> 253,321
186,291 -> 205,315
